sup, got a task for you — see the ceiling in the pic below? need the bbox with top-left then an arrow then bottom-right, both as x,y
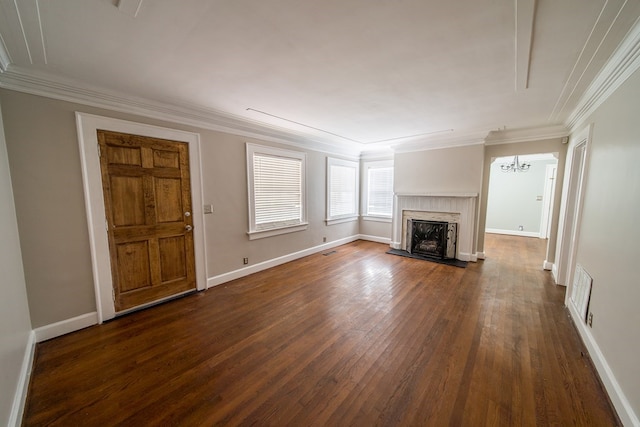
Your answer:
1,0 -> 639,153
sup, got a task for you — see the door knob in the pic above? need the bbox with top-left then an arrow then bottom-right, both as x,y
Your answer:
185,225 -> 193,232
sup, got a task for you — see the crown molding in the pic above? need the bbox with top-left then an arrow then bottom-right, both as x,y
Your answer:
484,124 -> 569,145
566,17 -> 640,131
391,130 -> 488,153
0,37 -> 11,72
0,66 -> 364,157
359,149 -> 394,161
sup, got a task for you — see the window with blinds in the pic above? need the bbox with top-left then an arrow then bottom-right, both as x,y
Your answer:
326,158 -> 359,223
247,144 -> 307,239
364,160 -> 394,219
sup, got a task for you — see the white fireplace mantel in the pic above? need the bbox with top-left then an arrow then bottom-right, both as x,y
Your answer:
392,193 -> 479,262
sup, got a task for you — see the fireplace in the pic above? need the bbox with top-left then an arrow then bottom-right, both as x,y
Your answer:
392,194 -> 479,262
407,219 -> 457,259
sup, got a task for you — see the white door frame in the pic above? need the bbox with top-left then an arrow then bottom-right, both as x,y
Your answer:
554,124 -> 592,295
76,113 -> 208,323
539,164 -> 557,239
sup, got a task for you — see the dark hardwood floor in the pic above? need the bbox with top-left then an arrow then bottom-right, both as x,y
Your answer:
23,234 -> 618,426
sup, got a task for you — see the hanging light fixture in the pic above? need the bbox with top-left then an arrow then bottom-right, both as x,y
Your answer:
500,155 -> 530,172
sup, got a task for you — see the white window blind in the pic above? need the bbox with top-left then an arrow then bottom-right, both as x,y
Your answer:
365,162 -> 394,217
247,144 -> 307,239
330,164 -> 357,217
253,154 -> 302,229
326,158 -> 359,223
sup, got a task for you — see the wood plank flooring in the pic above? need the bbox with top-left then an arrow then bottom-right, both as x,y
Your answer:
23,234 -> 619,426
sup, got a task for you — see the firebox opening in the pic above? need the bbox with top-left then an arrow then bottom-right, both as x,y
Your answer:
407,219 -> 457,260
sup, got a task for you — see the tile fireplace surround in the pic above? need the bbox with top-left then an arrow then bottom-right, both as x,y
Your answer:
391,193 -> 479,262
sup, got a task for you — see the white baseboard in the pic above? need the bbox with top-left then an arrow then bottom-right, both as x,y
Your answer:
34,312 -> 98,342
457,252 -> 479,262
552,263 -> 560,285
477,252 -> 486,260
568,304 -> 639,427
390,241 -> 401,250
9,331 -> 36,427
207,235 -> 360,288
357,234 -> 391,244
543,260 -> 554,271
486,228 -> 540,238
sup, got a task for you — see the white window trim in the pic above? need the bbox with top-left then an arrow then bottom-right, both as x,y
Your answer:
362,159 -> 394,222
326,157 -> 359,225
362,215 -> 392,223
246,143 -> 308,240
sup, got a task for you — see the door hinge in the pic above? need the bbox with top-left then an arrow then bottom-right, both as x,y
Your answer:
105,219 -> 109,231
97,143 -> 101,157
112,288 -> 115,303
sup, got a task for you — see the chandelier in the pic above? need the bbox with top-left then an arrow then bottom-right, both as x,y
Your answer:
500,155 -> 530,173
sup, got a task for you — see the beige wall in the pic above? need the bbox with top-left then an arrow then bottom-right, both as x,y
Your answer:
0,89 -> 359,328
0,102 -> 32,425
480,139 -> 567,264
394,144 -> 485,194
2,92 -> 96,327
359,218 -> 391,240
572,67 -> 640,417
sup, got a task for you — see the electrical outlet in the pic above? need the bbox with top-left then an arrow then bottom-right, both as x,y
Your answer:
323,237 -> 327,243
518,225 -> 524,231
243,257 -> 248,265
203,204 -> 213,214
588,312 -> 594,327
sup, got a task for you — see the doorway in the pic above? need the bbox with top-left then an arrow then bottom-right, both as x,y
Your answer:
485,153 -> 558,238
555,124 -> 591,293
77,113 -> 207,322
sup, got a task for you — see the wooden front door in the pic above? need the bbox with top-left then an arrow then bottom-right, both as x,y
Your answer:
98,130 -> 196,312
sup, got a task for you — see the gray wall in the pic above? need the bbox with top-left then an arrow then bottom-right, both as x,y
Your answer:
573,67 -> 640,417
486,157 -> 557,234
0,102 -> 32,425
0,89 -> 359,328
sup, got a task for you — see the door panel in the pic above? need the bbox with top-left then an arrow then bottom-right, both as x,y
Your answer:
116,241 -> 152,292
107,146 -> 142,166
155,178 -> 183,223
110,176 -> 146,226
98,130 -> 196,312
153,149 -> 180,168
159,236 -> 187,282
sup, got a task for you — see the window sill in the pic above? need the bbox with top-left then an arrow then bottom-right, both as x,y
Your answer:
325,216 -> 359,226
247,223 -> 308,240
362,215 -> 392,223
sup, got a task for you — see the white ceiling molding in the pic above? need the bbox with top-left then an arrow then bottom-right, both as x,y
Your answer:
549,0 -> 632,123
515,0 -> 536,90
391,130 -> 488,154
117,0 -> 144,18
12,0 -> 32,64
0,36 -> 11,72
566,16 -> 640,131
1,0 -> 48,66
359,149 -> 395,161
35,0 -> 47,64
484,124 -> 569,145
0,66 -> 363,158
